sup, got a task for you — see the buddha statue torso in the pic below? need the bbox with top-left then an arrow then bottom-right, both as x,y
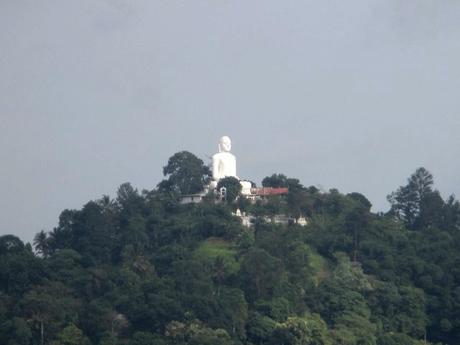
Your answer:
212,136 -> 237,182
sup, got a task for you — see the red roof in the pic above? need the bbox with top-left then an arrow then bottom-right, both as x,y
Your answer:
251,187 -> 289,196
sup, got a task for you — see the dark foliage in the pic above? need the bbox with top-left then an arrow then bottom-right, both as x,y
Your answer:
1,162 -> 459,345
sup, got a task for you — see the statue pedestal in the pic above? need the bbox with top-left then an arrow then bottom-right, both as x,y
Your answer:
240,181 -> 252,195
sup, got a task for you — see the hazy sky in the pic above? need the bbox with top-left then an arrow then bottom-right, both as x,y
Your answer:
1,0 -> 460,243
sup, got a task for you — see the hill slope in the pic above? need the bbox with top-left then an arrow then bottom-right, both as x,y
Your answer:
1,167 -> 460,345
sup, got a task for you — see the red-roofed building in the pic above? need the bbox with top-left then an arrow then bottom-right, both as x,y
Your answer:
240,187 -> 289,201
251,187 -> 289,196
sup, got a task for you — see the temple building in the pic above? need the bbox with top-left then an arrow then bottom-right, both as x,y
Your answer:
180,136 -> 288,204
179,136 -> 307,227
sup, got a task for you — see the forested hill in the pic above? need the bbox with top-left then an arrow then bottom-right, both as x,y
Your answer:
1,152 -> 460,345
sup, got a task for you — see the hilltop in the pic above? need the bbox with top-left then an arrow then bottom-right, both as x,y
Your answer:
1,152 -> 460,345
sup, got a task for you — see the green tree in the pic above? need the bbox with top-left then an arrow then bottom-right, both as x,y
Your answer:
246,314 -> 277,344
387,168 -> 435,229
0,235 -> 44,296
116,183 -> 145,219
5,317 -> 32,345
51,323 -> 89,345
344,198 -> 371,262
262,173 -> 316,219
376,332 -> 419,345
239,247 -> 284,302
165,320 -> 233,345
217,176 -> 242,203
69,201 -> 116,265
270,314 -> 332,345
347,192 -> 372,211
214,287 -> 248,339
129,331 -> 166,345
0,235 -> 25,256
19,282 -> 80,345
33,230 -> 50,258
262,173 -> 290,188
314,254 -> 377,345
159,151 -> 211,195
415,190 -> 445,230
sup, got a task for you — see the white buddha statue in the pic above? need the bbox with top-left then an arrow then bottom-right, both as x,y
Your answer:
211,136 -> 252,195
212,136 -> 237,182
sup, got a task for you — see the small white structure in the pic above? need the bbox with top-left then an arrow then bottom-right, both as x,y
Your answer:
234,209 -> 253,227
232,210 -> 308,228
240,180 -> 253,195
180,193 -> 206,204
296,217 -> 308,226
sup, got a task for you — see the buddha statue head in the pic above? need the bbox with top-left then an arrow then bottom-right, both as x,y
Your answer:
218,136 -> 232,153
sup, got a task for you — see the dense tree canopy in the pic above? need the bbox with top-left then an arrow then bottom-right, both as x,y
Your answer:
1,159 -> 460,345
159,151 -> 211,195
217,176 -> 242,204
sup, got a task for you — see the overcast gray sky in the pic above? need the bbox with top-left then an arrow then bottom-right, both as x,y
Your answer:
1,0 -> 460,243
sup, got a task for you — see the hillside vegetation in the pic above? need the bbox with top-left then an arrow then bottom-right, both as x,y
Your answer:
1,152 -> 460,345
